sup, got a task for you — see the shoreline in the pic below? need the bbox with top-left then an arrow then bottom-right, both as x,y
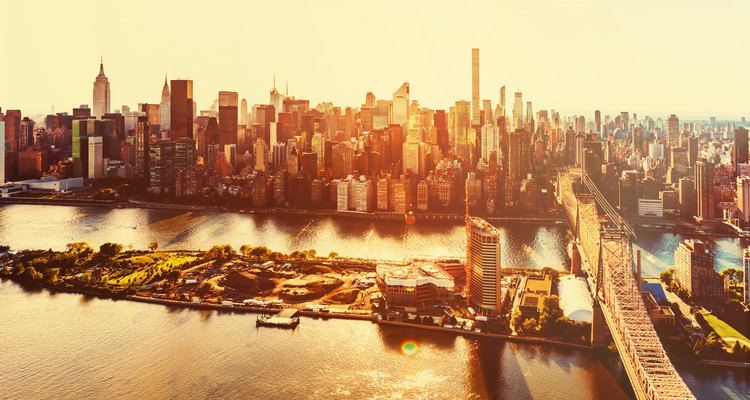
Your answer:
0,196 -> 567,225
1,197 -> 745,238
4,274 -> 744,369
3,277 -> 590,353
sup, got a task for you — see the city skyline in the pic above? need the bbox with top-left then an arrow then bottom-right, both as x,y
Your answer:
2,0 -> 749,119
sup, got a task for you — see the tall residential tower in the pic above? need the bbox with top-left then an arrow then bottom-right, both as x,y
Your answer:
471,48 -> 480,125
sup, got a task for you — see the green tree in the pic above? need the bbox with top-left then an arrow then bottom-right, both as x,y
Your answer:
521,317 -> 538,334
240,244 -> 253,258
510,310 -> 523,332
721,268 -> 743,286
99,242 -> 124,258
660,268 -> 675,286
148,242 -> 159,252
25,266 -> 43,281
42,268 -> 60,283
0,245 -> 10,252
67,242 -> 93,257
538,295 -> 563,332
328,251 -> 339,259
250,246 -> 271,259
205,245 -> 236,265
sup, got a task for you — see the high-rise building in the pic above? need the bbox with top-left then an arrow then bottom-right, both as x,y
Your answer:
332,141 -> 353,178
471,48 -> 480,126
667,114 -> 680,148
87,136 -> 103,179
3,110 -> 21,152
498,86 -> 506,117
508,130 -> 529,179
311,132 -> 325,172
744,248 -> 750,304
254,138 -> 269,172
734,127 -> 749,175
270,79 -> 284,121
148,139 -> 176,195
392,82 -> 409,126
402,137 -> 425,178
170,79 -> 194,140
218,91 -> 238,146
92,58 -> 111,118
433,110 -> 449,157
135,117 -> 149,179
481,124 -> 499,165
239,98 -> 248,126
694,157 -> 715,221
160,76 -> 170,131
737,176 -> 750,223
71,119 -> 89,178
594,110 -> 601,136
466,217 -> 502,317
674,239 -> 725,303
173,137 -> 196,171
0,120 -> 5,183
512,92 -> 523,131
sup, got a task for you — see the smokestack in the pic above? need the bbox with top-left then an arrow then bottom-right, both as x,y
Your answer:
636,250 -> 642,290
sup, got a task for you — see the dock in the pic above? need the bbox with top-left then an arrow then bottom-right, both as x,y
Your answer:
256,308 -> 300,328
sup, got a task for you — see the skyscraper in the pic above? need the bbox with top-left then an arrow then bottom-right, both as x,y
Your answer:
88,136 -> 103,179
270,78 -> 284,121
170,79 -> 194,140
218,91 -> 238,147
498,86 -> 506,117
594,110 -> 601,136
135,117 -> 149,179
148,139 -> 176,195
466,216 -> 502,317
0,120 -> 4,183
433,110 -> 449,157
481,124 -> 499,165
240,98 -> 248,126
668,114 -> 680,148
512,92 -> 523,131
471,48 -> 480,126
392,82 -> 409,126
160,76 -> 170,131
734,127 -> 748,174
694,157 -> 714,221
737,176 -> 750,223
92,58 -> 111,118
674,239 -> 724,303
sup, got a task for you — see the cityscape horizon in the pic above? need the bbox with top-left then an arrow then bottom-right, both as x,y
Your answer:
1,2 -> 748,399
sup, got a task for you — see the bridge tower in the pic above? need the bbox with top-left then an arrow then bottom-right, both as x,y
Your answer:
590,300 -> 608,348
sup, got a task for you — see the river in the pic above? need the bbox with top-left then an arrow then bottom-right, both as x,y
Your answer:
0,204 -> 748,399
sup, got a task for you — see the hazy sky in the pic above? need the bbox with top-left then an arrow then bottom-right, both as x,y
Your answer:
1,0 -> 748,119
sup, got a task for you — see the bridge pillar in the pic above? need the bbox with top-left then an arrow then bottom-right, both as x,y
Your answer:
591,300 -> 608,348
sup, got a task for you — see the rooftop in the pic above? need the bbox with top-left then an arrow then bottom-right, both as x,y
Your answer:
376,262 -> 454,289
469,217 -> 500,235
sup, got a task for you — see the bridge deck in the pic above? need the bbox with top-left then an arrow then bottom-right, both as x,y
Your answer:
557,169 -> 694,400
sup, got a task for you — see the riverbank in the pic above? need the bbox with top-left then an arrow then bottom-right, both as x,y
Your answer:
1,275 -> 594,353
0,196 -> 567,225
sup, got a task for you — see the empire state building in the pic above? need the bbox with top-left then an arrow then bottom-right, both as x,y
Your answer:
92,58 -> 111,118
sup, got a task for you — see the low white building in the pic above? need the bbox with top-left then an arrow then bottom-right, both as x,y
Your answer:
557,275 -> 593,323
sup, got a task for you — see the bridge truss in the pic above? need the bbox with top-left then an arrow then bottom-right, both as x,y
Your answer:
557,169 -> 695,400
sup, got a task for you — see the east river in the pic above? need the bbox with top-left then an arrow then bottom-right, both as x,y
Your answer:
0,204 -> 747,399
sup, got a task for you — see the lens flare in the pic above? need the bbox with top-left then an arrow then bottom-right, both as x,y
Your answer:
401,340 -> 418,356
